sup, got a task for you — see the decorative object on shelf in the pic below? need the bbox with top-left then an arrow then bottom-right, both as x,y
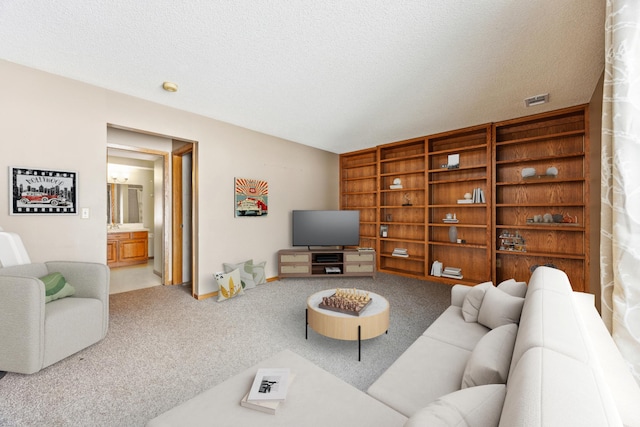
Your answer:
402,193 -> 412,206
380,224 -> 388,237
521,166 -> 559,180
392,248 -> 408,257
449,225 -> 458,243
447,154 -> 460,169
528,212 -> 579,224
386,214 -> 393,221
390,178 -> 403,189
441,266 -> 463,279
498,230 -> 526,252
457,191 -> 474,204
430,260 -> 443,276
471,187 -> 486,203
443,212 -> 458,223
235,177 -> 268,217
9,166 -> 78,215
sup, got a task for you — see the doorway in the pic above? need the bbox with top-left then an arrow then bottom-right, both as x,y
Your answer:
106,126 -> 197,294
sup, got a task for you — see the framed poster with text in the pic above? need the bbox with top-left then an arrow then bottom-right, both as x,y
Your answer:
9,167 -> 77,215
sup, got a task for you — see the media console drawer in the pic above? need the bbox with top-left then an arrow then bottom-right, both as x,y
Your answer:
281,265 -> 310,274
345,264 -> 374,273
280,253 -> 310,263
345,253 -> 374,262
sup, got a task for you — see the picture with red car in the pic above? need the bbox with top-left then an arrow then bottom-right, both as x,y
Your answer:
10,167 -> 77,215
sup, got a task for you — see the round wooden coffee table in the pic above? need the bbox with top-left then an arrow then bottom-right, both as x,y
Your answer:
306,289 -> 389,361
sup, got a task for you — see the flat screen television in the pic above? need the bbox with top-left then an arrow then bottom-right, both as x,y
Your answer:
292,210 -> 360,248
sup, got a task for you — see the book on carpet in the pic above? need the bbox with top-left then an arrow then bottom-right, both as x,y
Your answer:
246,368 -> 291,402
241,373 -> 296,414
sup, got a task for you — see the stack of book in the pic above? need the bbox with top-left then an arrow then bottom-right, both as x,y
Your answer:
392,248 -> 408,257
441,266 -> 463,279
472,187 -> 486,203
241,368 -> 293,415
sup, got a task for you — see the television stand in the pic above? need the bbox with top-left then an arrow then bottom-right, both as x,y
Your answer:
278,248 -> 376,278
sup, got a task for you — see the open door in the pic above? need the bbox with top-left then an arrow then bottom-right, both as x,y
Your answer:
172,142 -> 197,296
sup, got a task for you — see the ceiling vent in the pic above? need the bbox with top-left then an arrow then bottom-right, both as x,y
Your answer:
524,93 -> 549,107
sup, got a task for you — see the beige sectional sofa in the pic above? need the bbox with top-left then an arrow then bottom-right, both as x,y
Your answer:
149,266 -> 640,426
368,266 -> 640,426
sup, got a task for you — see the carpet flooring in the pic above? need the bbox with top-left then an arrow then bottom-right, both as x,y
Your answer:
0,273 -> 451,426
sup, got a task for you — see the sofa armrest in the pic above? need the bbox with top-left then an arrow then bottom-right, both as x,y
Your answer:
0,276 -> 45,373
45,261 -> 109,301
451,284 -> 473,307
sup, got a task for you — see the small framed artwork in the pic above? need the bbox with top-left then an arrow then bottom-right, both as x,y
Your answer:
235,177 -> 268,217
9,167 -> 78,215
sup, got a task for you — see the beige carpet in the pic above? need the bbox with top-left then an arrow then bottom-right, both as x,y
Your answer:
0,273 -> 451,426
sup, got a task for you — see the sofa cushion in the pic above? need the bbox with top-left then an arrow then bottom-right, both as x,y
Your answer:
251,260 -> 267,285
461,281 -> 492,322
496,279 -> 527,298
404,384 -> 506,427
423,306 -> 490,351
368,335 -> 472,417
215,269 -> 244,302
223,259 -> 256,289
499,347 -> 622,427
40,272 -> 75,303
477,286 -> 524,329
461,324 -> 517,388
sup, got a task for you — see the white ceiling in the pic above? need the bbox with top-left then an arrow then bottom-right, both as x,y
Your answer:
0,1 -> 605,154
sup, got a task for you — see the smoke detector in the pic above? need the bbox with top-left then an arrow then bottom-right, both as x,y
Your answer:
524,93 -> 549,107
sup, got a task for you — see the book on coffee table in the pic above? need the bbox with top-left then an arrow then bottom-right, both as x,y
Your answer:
241,373 -> 296,414
246,368 -> 291,402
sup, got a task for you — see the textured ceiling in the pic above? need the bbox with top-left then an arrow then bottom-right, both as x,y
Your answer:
0,1 -> 605,154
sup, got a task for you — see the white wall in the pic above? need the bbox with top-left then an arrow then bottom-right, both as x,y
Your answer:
0,59 -> 339,296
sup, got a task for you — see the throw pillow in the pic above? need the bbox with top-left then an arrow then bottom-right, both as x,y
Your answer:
404,384 -> 506,427
461,323 -> 518,388
251,261 -> 267,285
39,272 -> 75,303
462,281 -> 493,323
497,278 -> 528,298
223,259 -> 256,289
477,286 -> 525,329
215,269 -> 244,302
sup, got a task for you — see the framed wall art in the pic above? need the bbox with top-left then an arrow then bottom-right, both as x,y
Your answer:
235,177 -> 268,217
9,167 -> 78,215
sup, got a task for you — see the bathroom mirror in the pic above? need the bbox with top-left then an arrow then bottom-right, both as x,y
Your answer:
108,183 -> 143,224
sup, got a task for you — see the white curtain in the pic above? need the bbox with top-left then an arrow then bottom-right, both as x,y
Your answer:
601,0 -> 640,385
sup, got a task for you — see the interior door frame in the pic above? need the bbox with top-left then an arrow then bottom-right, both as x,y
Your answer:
171,142 -> 197,296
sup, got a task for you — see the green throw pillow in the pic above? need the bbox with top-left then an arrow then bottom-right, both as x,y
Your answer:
40,272 -> 76,303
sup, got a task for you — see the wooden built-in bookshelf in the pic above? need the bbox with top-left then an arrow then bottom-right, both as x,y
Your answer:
339,105 -> 591,291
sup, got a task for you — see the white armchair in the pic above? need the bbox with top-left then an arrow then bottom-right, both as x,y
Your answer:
0,231 -> 109,374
